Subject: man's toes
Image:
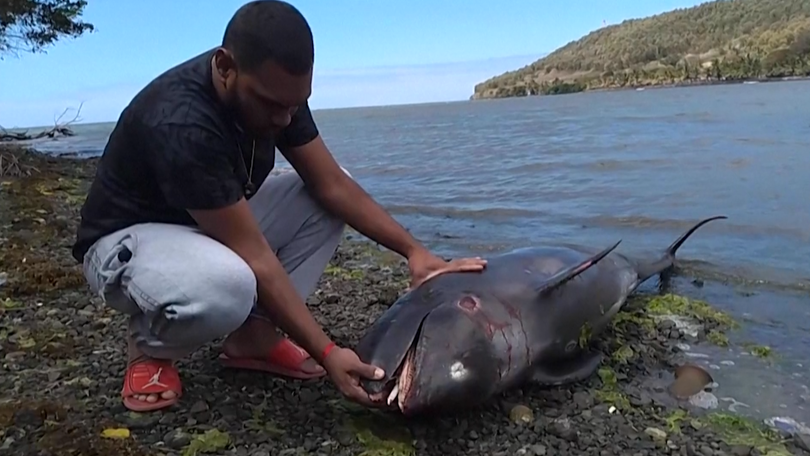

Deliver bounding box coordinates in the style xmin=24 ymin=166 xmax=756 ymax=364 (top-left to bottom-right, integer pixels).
xmin=161 ymin=390 xmax=177 ymax=400
xmin=133 ymin=394 xmax=162 ymax=403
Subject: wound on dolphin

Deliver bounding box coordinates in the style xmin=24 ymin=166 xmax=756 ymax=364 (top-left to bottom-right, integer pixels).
xmin=354 ymin=215 xmax=727 ymax=416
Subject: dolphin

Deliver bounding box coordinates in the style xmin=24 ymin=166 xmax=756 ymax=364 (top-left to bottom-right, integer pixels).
xmin=354 ymin=215 xmax=727 ymax=416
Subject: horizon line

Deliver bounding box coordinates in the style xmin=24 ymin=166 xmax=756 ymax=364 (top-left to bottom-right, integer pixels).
xmin=5 ymin=52 xmax=549 ymax=130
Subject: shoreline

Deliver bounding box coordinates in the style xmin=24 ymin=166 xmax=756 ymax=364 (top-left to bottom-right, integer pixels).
xmin=1 ymin=145 xmax=808 ymax=456
xmin=471 ymin=75 xmax=810 ymax=101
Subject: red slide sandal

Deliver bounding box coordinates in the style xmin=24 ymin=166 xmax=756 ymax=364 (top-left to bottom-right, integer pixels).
xmin=218 ymin=338 xmax=326 ymax=380
xmin=121 ymin=358 xmax=182 ymax=412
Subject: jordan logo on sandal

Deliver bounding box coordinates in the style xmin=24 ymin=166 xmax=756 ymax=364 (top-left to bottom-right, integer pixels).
xmin=141 ymin=367 xmax=169 ymax=389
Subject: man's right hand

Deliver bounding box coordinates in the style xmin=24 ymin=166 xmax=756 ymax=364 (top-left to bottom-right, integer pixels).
xmin=322 ymin=346 xmax=385 ymax=405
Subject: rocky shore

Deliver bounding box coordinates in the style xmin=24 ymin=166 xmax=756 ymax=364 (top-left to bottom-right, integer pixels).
xmin=1 ymin=145 xmax=807 ymax=456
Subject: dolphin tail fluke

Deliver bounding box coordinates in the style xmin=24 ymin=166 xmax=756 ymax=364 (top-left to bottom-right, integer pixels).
xmin=635 ymin=215 xmax=727 ymax=283
xmin=535 ymin=240 xmax=622 ymax=294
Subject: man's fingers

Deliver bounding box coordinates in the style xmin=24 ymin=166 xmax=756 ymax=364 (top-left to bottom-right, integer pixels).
xmin=353 ymin=362 xmax=385 ymax=380
xmin=448 ymin=258 xmax=487 ymax=272
xmin=347 ymin=387 xmax=374 ymax=406
xmin=452 ymin=257 xmax=487 ymax=266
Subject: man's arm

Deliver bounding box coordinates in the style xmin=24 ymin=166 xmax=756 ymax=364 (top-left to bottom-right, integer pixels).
xmin=282 ymin=134 xmax=427 ymax=259
xmin=146 ymin=123 xmax=335 ymax=363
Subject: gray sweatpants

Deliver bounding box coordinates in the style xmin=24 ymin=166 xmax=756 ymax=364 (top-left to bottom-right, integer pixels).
xmin=82 ymin=167 xmax=351 ymax=360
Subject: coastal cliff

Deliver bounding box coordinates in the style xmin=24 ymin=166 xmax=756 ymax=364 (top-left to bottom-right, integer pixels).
xmin=472 ymin=0 xmax=810 ymax=99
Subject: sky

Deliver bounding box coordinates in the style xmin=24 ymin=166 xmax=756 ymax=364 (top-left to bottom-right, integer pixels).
xmin=0 ymin=0 xmax=707 ymax=128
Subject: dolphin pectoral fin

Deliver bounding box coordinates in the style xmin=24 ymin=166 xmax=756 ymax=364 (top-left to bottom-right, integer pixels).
xmin=534 ymin=240 xmax=622 ymax=294
xmin=529 ymin=351 xmax=604 ymax=387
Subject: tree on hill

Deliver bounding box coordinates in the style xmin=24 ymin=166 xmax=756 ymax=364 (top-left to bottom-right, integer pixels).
xmin=0 ymin=0 xmax=94 ymax=58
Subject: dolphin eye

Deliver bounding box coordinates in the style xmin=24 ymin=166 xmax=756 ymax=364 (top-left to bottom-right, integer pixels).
xmin=458 ymin=295 xmax=479 ymax=312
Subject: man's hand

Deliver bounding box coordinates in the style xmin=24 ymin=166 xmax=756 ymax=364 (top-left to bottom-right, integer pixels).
xmin=407 ymin=248 xmax=487 ymax=289
xmin=322 ymin=346 xmax=385 ymax=405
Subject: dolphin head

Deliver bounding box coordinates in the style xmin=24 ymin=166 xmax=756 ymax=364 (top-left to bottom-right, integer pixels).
xmin=382 ymin=293 xmax=502 ymax=416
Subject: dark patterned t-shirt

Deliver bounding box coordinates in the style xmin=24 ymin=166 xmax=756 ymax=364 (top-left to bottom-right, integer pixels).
xmin=71 ymin=48 xmax=319 ymax=262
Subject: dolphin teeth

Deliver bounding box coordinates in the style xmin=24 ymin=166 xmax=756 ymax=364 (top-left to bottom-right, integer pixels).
xmin=387 ymin=384 xmax=400 ymax=405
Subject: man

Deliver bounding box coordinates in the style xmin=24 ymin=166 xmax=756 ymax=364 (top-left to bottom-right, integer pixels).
xmin=72 ymin=0 xmax=486 ymax=413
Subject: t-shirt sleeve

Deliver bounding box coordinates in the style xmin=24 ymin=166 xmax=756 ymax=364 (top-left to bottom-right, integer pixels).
xmin=144 ymin=122 xmax=245 ymax=211
xmin=275 ymin=101 xmax=320 ymax=151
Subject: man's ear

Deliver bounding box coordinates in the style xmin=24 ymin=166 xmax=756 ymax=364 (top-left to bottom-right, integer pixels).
xmin=213 ymin=47 xmax=238 ymax=87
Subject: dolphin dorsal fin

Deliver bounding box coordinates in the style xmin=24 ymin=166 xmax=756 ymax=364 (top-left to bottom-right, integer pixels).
xmin=534 ymin=240 xmax=622 ymax=294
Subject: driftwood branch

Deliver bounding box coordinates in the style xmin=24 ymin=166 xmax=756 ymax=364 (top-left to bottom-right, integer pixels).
xmin=0 ymin=102 xmax=84 ymax=142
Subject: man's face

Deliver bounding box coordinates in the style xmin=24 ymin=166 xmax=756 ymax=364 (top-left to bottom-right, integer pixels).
xmin=213 ymin=48 xmax=312 ymax=139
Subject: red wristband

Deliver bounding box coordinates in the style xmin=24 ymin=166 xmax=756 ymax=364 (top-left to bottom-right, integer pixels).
xmin=321 ymin=342 xmax=337 ymax=361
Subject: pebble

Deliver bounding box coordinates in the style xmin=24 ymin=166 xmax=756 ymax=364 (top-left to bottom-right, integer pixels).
xmin=644 ymin=427 xmax=667 ymax=442
xmin=729 ymin=444 xmax=752 ymax=455
xmin=163 ymin=429 xmax=191 ymax=449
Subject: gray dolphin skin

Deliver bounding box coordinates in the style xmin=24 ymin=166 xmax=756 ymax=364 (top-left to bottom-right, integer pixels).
xmin=354 ymin=215 xmax=727 ymax=416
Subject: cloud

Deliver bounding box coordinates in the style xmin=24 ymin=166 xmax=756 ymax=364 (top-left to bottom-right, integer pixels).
xmin=1 ymin=54 xmax=544 ymax=128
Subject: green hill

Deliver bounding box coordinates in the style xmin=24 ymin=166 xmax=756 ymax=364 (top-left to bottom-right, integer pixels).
xmin=472 ymin=0 xmax=810 ymax=99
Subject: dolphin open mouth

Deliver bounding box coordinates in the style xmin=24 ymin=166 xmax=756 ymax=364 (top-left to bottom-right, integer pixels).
xmin=372 ymin=315 xmax=427 ymax=411
xmin=386 ymin=343 xmax=416 ymax=409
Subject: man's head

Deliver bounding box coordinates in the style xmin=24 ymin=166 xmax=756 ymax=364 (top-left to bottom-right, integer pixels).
xmin=212 ymin=0 xmax=314 ymax=138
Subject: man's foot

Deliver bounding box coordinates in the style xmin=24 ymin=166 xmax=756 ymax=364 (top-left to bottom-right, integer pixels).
xmin=121 ymin=355 xmax=182 ymax=412
xmin=219 ymin=315 xmax=326 ymax=379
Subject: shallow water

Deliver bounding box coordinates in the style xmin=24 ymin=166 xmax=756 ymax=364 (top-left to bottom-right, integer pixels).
xmin=22 ymin=80 xmax=810 ymax=428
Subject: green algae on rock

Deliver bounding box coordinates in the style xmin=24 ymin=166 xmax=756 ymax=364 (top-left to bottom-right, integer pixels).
xmin=594 ymin=366 xmax=631 ymax=410
xmin=699 ymin=412 xmax=792 ymax=456
xmin=742 ymin=342 xmax=775 ymax=359
xmin=349 ymin=414 xmax=416 ymax=456
xmin=646 ymin=293 xmax=737 ymax=329
xmin=181 ymin=429 xmax=231 ymax=456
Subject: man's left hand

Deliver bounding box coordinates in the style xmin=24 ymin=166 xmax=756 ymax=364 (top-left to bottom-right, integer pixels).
xmin=407 ymin=248 xmax=487 ymax=289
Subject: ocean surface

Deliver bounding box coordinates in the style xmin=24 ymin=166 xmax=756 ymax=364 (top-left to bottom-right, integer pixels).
xmin=20 ymin=80 xmax=810 ymax=430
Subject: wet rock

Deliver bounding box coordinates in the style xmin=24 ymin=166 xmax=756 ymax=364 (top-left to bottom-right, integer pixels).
xmin=509 ymin=404 xmax=534 ymax=424
xmin=547 ymin=417 xmax=578 ymax=441
xmin=13 ymin=408 xmax=43 ymax=428
xmin=163 ymin=429 xmax=191 ymax=449
xmin=795 ymin=433 xmax=810 ymax=452
xmin=688 ymin=391 xmax=719 ymax=409
xmin=729 ymin=444 xmax=752 ymax=455
xmin=644 ymin=427 xmax=667 ymax=442
xmin=572 ymin=391 xmax=595 ymax=409
xmin=119 ymin=411 xmax=161 ymax=429
xmin=189 ymin=400 xmax=209 ymax=414
xmin=529 ymin=444 xmax=547 ymax=455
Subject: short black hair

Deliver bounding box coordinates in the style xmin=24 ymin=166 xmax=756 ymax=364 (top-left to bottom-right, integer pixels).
xmin=222 ymin=0 xmax=314 ymax=75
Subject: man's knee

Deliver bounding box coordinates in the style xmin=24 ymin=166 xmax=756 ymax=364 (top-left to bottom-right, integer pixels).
xmin=179 ymin=253 xmax=256 ymax=339
xmin=86 ymin=223 xmax=257 ymax=347
xmin=132 ymin=246 xmax=257 ymax=359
